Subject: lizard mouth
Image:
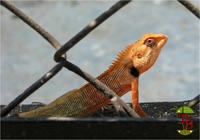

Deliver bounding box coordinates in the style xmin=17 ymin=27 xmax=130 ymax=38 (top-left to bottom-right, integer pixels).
xmin=157 ymin=35 xmax=168 ymax=49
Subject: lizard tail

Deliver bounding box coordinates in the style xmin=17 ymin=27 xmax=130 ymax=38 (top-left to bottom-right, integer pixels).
xmin=18 ymin=88 xmax=109 ymax=118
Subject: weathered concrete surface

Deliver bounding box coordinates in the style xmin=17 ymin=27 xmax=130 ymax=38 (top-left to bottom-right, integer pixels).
xmin=1 ymin=101 xmax=199 ymax=139
xmin=1 ymin=100 xmax=199 ymax=118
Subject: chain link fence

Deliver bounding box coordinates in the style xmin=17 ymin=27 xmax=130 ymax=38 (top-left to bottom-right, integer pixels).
xmin=0 ymin=0 xmax=199 ymax=117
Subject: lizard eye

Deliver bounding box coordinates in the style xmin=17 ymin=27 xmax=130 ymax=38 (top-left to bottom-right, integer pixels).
xmin=144 ymin=38 xmax=156 ymax=47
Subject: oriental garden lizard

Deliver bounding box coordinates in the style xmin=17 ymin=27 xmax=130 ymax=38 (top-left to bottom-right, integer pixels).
xmin=19 ymin=33 xmax=168 ymax=118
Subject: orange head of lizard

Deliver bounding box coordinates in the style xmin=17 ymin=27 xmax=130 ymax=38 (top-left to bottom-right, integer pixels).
xmin=129 ymin=33 xmax=168 ymax=75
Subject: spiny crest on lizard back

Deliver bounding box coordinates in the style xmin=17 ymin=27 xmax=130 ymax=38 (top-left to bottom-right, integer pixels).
xmin=109 ymin=43 xmax=134 ymax=69
xmin=97 ymin=43 xmax=134 ymax=78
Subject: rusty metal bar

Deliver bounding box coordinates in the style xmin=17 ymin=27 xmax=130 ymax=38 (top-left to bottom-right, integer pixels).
xmin=1 ymin=0 xmax=61 ymax=50
xmin=177 ymin=0 xmax=200 ymax=19
xmin=63 ymin=61 xmax=139 ymax=118
xmin=0 ymin=0 xmax=64 ymax=117
xmin=0 ymin=62 xmax=64 ymax=117
xmin=188 ymin=94 xmax=200 ymax=108
xmin=1 ymin=0 xmax=137 ymax=117
xmin=54 ymin=0 xmax=131 ymax=62
xmin=0 ymin=0 xmax=198 ymax=119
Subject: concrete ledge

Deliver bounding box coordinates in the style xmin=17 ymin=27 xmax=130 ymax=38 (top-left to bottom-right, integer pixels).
xmin=1 ymin=101 xmax=199 ymax=139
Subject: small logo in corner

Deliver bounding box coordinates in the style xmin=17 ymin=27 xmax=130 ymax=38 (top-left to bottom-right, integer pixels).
xmin=176 ymin=106 xmax=194 ymax=136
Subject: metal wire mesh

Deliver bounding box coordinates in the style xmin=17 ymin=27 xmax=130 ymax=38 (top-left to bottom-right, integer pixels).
xmin=0 ymin=0 xmax=199 ymax=117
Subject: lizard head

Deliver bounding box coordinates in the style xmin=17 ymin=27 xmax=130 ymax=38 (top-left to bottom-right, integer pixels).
xmin=129 ymin=33 xmax=168 ymax=75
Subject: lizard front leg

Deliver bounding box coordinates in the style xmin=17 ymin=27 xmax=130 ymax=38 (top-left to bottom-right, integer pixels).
xmin=131 ymin=78 xmax=147 ymax=117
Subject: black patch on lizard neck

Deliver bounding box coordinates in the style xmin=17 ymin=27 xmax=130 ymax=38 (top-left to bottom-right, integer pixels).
xmin=130 ymin=66 xmax=139 ymax=77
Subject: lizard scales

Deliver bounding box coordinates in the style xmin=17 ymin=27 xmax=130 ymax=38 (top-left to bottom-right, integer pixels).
xmin=19 ymin=33 xmax=168 ymax=118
